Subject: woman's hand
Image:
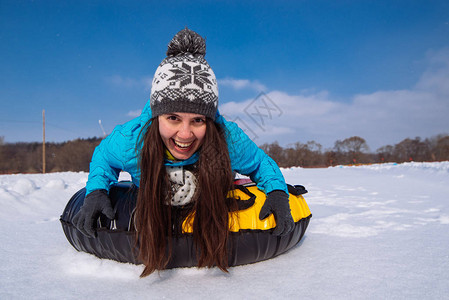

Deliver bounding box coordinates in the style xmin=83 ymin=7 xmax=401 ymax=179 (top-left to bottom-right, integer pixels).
xmin=259 ymin=190 xmax=294 ymax=236
xmin=72 ymin=189 xmax=115 ymax=238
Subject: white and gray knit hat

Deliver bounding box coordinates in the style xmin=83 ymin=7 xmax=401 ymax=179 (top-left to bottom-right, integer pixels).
xmin=150 ymin=28 xmax=219 ymax=120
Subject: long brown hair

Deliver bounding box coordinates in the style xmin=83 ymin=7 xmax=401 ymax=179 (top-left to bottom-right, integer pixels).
xmin=134 ymin=117 xmax=235 ymax=277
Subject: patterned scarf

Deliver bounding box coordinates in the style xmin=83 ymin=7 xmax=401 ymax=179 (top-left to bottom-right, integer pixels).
xmin=164 ymin=149 xmax=198 ymax=206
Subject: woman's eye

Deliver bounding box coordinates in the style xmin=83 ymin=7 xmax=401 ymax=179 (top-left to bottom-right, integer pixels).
xmin=194 ymin=118 xmax=205 ymax=123
xmin=167 ymin=115 xmax=178 ymax=121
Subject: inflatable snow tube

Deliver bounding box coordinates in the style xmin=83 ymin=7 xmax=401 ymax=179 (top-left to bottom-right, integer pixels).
xmin=60 ymin=180 xmax=311 ymax=268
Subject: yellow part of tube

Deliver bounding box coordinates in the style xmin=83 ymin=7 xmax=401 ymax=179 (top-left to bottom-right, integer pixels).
xmin=182 ymin=185 xmax=311 ymax=233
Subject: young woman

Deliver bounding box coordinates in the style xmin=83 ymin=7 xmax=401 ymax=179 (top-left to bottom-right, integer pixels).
xmin=73 ymin=28 xmax=294 ymax=277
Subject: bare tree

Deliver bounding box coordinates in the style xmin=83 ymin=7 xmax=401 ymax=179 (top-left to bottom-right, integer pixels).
xmin=376 ymin=145 xmax=394 ymax=162
xmin=334 ymin=136 xmax=370 ymax=164
xmin=260 ymin=141 xmax=287 ymax=167
xmin=393 ymin=137 xmax=431 ymax=162
xmin=435 ymin=135 xmax=449 ymax=161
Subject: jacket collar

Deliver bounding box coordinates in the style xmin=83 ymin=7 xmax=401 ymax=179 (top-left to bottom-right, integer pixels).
xmin=164 ymin=149 xmax=199 ymax=167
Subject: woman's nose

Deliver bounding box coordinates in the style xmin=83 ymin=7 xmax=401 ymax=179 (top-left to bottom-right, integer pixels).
xmin=177 ymin=122 xmax=193 ymax=139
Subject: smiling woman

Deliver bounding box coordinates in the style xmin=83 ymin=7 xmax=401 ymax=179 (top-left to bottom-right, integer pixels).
xmin=68 ymin=28 xmax=300 ymax=277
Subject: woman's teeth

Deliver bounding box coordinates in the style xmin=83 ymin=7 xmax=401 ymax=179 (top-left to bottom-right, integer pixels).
xmin=174 ymin=140 xmax=194 ymax=149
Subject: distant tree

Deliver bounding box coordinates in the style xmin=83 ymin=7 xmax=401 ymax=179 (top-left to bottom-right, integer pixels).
xmin=284 ymin=142 xmax=305 ymax=167
xmin=0 ymin=137 xmax=4 ymax=171
xmin=334 ymin=136 xmax=370 ymax=164
xmin=376 ymin=145 xmax=394 ymax=162
xmin=334 ymin=136 xmax=370 ymax=153
xmin=324 ymin=150 xmax=337 ymax=166
xmin=51 ymin=138 xmax=101 ymax=172
xmin=294 ymin=141 xmax=324 ymax=167
xmin=260 ymin=141 xmax=287 ymax=167
xmin=393 ymin=137 xmax=430 ymax=162
xmin=0 ymin=137 xmax=102 ymax=174
xmin=435 ymin=135 xmax=449 ymax=161
xmin=1 ymin=134 xmax=448 ymax=173
xmin=266 ymin=141 xmax=325 ymax=168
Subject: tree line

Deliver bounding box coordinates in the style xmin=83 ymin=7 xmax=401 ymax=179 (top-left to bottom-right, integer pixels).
xmin=0 ymin=137 xmax=102 ymax=173
xmin=260 ymin=134 xmax=449 ymax=168
xmin=0 ymin=134 xmax=448 ymax=174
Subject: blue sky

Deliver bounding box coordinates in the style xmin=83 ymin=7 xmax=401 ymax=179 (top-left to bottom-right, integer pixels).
xmin=1 ymin=0 xmax=449 ymax=150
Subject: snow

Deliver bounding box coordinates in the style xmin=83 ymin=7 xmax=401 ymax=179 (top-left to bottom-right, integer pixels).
xmin=1 ymin=162 xmax=449 ymax=299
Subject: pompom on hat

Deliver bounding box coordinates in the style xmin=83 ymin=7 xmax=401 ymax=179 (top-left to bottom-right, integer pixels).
xmin=150 ymin=28 xmax=218 ymax=120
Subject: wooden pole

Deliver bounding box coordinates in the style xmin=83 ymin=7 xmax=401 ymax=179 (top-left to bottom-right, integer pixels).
xmin=43 ymin=109 xmax=46 ymax=174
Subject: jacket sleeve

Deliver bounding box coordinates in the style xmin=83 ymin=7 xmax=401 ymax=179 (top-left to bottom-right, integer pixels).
xmin=217 ymin=114 xmax=289 ymax=194
xmin=85 ymin=113 xmax=149 ymax=196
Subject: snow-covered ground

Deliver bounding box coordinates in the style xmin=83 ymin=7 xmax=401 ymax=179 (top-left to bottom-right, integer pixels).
xmin=1 ymin=162 xmax=448 ymax=299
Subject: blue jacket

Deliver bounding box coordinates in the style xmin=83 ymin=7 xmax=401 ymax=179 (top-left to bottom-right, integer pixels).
xmin=85 ymin=101 xmax=288 ymax=195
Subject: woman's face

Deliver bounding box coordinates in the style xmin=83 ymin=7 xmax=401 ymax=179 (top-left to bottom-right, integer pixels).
xmin=158 ymin=112 xmax=207 ymax=160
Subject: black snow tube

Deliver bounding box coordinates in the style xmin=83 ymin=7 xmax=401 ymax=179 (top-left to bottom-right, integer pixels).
xmin=60 ymin=180 xmax=311 ymax=268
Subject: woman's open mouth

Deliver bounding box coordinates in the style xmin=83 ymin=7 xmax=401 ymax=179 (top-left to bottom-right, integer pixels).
xmin=172 ymin=139 xmax=195 ymax=152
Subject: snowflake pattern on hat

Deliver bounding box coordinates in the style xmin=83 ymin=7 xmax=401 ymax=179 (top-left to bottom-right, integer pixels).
xmin=169 ymin=62 xmax=213 ymax=90
xmin=151 ymin=57 xmax=218 ymax=119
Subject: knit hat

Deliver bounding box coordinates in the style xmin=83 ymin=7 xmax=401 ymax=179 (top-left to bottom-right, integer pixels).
xmin=150 ymin=28 xmax=219 ymax=120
